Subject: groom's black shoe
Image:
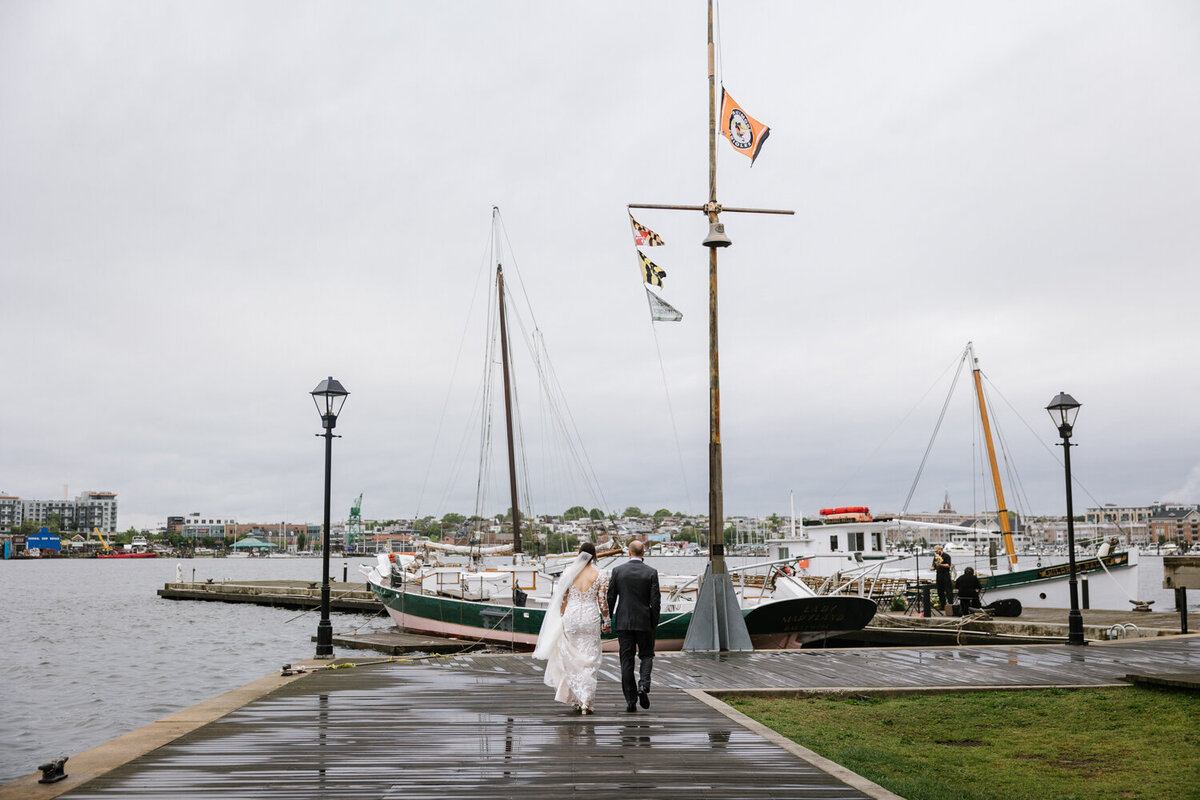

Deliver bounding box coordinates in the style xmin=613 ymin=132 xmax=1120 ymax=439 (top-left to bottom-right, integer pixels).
xmin=638 ymin=689 xmax=650 ymax=709
xmin=625 ymin=702 xmax=637 ymax=712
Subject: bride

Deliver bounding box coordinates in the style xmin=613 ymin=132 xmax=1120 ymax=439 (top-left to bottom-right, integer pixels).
xmin=532 ymin=542 xmax=610 ymax=714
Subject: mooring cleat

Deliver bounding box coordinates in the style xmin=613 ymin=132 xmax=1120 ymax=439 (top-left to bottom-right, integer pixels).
xmin=38 ymin=756 xmax=68 ymax=784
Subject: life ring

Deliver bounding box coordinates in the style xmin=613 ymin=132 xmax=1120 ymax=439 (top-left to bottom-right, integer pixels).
xmin=796 ymin=558 xmax=809 ymax=569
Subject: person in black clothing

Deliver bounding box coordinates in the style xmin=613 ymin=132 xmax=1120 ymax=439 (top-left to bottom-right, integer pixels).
xmin=930 ymin=545 xmax=953 ymax=610
xmin=606 ymin=540 xmax=660 ymax=712
xmin=955 ymin=566 xmax=983 ymax=615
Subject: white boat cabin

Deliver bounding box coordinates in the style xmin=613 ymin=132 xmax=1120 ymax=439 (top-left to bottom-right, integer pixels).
xmin=766 ymin=520 xmax=893 ymax=572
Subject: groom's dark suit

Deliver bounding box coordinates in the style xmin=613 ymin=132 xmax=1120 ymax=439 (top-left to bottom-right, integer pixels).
xmin=606 ymin=557 xmax=660 ymax=709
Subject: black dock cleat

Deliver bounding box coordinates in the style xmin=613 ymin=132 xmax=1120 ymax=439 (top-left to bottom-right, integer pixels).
xmin=38 ymin=756 xmax=68 ymax=784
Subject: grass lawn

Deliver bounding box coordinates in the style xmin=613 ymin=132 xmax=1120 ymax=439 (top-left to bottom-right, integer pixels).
xmin=721 ymin=687 xmax=1200 ymax=800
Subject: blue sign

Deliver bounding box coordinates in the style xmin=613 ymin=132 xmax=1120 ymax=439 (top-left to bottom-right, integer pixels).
xmin=27 ymin=533 xmax=61 ymax=552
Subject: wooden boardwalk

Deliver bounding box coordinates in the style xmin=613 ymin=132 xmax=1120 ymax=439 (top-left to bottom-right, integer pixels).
xmin=437 ymin=636 xmax=1200 ymax=691
xmin=51 ymin=661 xmax=885 ymax=800
xmin=19 ymin=637 xmax=1198 ymax=800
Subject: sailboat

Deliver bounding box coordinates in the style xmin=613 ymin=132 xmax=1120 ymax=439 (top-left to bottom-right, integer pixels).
xmin=761 ymin=343 xmax=1145 ymax=614
xmin=360 ymin=209 xmax=877 ymax=649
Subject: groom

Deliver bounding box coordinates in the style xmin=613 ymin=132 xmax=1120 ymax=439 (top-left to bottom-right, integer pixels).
xmin=606 ymin=540 xmax=660 ymax=712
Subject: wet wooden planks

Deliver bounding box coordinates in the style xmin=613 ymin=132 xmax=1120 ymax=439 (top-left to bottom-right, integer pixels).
xmin=437 ymin=637 xmax=1200 ymax=691
xmin=58 ymin=661 xmax=876 ymax=800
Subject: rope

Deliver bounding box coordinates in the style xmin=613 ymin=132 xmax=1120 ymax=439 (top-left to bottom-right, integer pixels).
xmin=282 ymin=585 xmax=377 ymax=624
xmin=980 ymin=375 xmax=1148 ymax=605
xmin=901 ymin=349 xmax=968 ymax=514
xmin=650 ymin=319 xmax=695 ymax=514
xmin=414 ymin=229 xmax=495 ymax=520
xmin=979 ymin=374 xmax=1034 ymax=520
xmin=835 ymin=350 xmax=963 ymax=504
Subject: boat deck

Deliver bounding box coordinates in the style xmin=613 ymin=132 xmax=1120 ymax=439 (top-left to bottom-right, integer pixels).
xmin=8 ymin=637 xmax=1197 ymax=800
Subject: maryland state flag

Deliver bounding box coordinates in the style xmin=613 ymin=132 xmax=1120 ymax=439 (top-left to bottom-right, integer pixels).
xmin=630 ymin=214 xmax=664 ymax=247
xmin=638 ymin=250 xmax=666 ymax=288
xmin=720 ymin=88 xmax=770 ymax=165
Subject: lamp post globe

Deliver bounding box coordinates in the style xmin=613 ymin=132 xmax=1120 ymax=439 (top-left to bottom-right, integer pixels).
xmin=1046 ymin=391 xmax=1085 ymax=646
xmin=312 ymin=377 xmax=348 ymax=658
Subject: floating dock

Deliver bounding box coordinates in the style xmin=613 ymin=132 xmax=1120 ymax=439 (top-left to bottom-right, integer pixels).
xmin=157 ymin=580 xmax=380 ymax=613
xmin=4 ymin=636 xmax=1197 ymax=799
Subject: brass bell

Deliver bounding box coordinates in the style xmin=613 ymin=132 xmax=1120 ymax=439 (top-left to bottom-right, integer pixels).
xmin=702 ymin=220 xmax=732 ymax=248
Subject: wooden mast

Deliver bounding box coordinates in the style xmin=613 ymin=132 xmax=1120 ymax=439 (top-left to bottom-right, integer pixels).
xmin=967 ymin=342 xmax=1014 ymax=568
xmin=706 ymin=0 xmax=725 ymax=578
xmin=496 ymin=212 xmax=522 ymax=555
xmin=629 ymin=0 xmax=792 ymax=650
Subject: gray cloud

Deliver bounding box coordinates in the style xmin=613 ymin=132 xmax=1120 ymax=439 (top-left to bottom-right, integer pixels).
xmin=3 ymin=1 xmax=1197 ymax=529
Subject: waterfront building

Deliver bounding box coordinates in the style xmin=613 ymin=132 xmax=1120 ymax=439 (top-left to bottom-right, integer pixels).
xmin=1148 ymin=505 xmax=1200 ymax=546
xmin=0 ymin=494 xmax=22 ymax=532
xmin=1084 ymin=504 xmax=1158 ymax=526
xmin=180 ymin=512 xmax=237 ymax=541
xmin=1085 ymin=503 xmax=1193 ymax=544
xmin=16 ymin=491 xmax=118 ymax=533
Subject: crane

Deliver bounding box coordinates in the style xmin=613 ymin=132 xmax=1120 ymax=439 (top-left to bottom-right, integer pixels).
xmin=92 ymin=526 xmax=113 ymax=554
xmin=347 ymin=493 xmax=363 ymax=551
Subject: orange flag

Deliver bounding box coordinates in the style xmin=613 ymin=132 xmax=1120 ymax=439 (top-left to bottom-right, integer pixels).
xmin=720 ymin=88 xmax=770 ymax=166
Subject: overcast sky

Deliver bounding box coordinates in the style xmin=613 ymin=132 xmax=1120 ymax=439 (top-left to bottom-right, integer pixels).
xmin=3 ymin=1 xmax=1198 ymax=531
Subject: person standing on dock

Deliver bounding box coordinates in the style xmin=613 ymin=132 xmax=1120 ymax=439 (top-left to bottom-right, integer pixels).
xmin=607 ymin=540 xmax=660 ymax=713
xmin=533 ymin=542 xmax=609 ymax=714
xmin=931 ymin=545 xmax=954 ymax=611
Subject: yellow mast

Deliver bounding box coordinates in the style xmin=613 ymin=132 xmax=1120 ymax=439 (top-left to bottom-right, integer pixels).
xmin=967 ymin=342 xmax=1016 ymax=568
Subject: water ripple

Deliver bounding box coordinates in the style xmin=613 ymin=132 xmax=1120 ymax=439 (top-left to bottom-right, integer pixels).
xmin=0 ymin=556 xmax=378 ymax=783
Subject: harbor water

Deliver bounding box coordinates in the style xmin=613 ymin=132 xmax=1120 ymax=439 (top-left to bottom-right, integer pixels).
xmin=0 ymin=556 xmax=395 ymax=784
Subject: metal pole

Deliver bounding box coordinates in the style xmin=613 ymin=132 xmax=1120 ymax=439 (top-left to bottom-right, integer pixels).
xmin=1061 ymin=434 xmax=1086 ymax=645
xmin=315 ymin=426 xmax=334 ymax=658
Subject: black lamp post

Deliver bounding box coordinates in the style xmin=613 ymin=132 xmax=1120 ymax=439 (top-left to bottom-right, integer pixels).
xmin=1046 ymin=391 xmax=1086 ymax=646
xmin=312 ymin=376 xmax=349 ymax=658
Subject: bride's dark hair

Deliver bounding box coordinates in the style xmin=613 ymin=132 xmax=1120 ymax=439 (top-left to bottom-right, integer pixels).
xmin=579 ymin=541 xmax=597 ymax=558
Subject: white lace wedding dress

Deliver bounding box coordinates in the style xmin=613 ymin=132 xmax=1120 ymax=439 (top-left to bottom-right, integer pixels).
xmin=547 ymin=573 xmax=609 ymax=709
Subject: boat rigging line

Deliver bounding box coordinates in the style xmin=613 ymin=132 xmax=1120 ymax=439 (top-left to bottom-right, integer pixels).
xmin=416 ymin=207 xmax=612 ymax=542
xmin=647 ymin=312 xmax=696 ymax=515
xmin=900 ymin=347 xmax=969 ymax=516
xmin=982 ymin=372 xmax=1134 ymax=538
xmin=834 ymin=348 xmax=964 ymax=503
xmin=413 ymin=227 xmax=496 ymax=522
